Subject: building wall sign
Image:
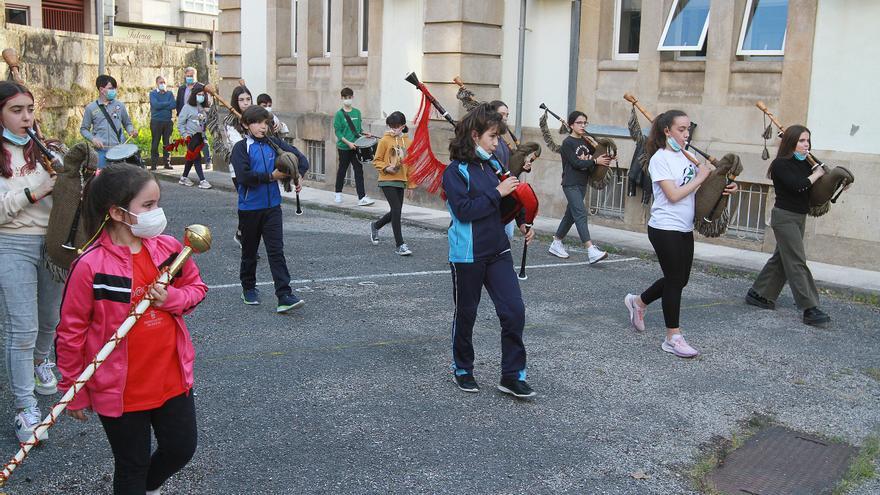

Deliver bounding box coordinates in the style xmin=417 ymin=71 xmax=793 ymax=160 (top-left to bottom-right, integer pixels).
xmin=113 ymin=25 xmax=166 ymax=42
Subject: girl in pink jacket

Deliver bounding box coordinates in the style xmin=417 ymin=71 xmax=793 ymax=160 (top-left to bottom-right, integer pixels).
xmin=56 ymin=163 xmax=207 ymax=495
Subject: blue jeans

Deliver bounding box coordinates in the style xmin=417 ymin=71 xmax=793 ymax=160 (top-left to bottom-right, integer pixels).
xmin=0 ymin=233 xmax=64 ymax=410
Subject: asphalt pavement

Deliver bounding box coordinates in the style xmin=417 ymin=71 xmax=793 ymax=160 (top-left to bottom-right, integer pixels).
xmin=1 ymin=180 xmax=877 ymax=495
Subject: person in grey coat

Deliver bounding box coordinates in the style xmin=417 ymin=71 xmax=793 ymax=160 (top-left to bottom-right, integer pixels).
xmin=80 ymin=75 xmax=138 ymax=168
xmin=177 ymin=83 xmax=212 ymax=189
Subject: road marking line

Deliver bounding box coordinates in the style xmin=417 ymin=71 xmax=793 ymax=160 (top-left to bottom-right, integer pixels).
xmin=205 ymin=257 xmax=640 ymax=289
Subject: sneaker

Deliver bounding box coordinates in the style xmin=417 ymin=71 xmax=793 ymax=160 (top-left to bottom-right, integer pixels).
xmin=624 ymin=294 xmax=646 ymax=332
xmin=233 ymin=230 xmax=242 ymax=249
xmin=14 ymin=406 xmax=47 ymax=444
xmin=369 ymin=222 xmax=379 ymax=245
xmin=587 ymin=245 xmax=608 ymax=264
xmin=661 ymin=334 xmax=699 ymax=358
xmin=241 ymin=288 xmax=261 ymax=305
xmin=745 ymin=288 xmax=776 ymax=310
xmin=150 ymin=164 xmax=158 ymax=171
xmin=198 ymin=180 xmax=212 ymax=189
xmin=803 ymin=307 xmax=831 ymax=326
xmin=453 ymin=372 xmax=480 ymax=393
xmin=334 ymin=193 xmax=343 ymax=203
xmin=395 ymin=243 xmax=412 ymax=256
xmin=277 ymin=294 xmax=305 ymax=313
xmin=179 ymin=176 xmax=194 ymax=186
xmin=34 ymin=359 xmax=58 ymax=396
xmin=497 ymin=377 xmax=537 ymax=398
xmin=357 ymin=196 xmax=375 ymax=206
xmin=204 ymin=161 xmax=212 ymax=170
xmin=548 ymin=239 xmax=569 ymax=259
xmin=163 ymin=161 xmax=174 ymax=170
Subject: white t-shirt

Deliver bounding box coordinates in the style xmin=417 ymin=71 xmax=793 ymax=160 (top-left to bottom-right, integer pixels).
xmin=648 ymin=148 xmax=697 ymax=232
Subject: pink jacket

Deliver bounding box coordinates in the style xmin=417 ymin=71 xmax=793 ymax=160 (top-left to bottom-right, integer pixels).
xmin=56 ymin=230 xmax=208 ymax=417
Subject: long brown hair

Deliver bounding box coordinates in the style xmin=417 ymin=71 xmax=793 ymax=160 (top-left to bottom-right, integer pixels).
xmin=448 ymin=103 xmax=506 ymax=164
xmin=768 ymin=124 xmax=810 ymax=178
xmin=0 ymin=81 xmax=40 ymax=179
xmin=646 ymin=110 xmax=688 ymax=159
xmin=82 ymin=163 xmax=157 ymax=237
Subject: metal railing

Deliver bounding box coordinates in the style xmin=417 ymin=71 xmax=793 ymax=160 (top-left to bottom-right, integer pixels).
xmin=724 ymin=182 xmax=769 ymax=241
xmin=42 ymin=6 xmax=85 ymax=33
xmin=588 ymin=171 xmax=628 ymax=220
xmin=304 ymin=140 xmax=326 ymax=182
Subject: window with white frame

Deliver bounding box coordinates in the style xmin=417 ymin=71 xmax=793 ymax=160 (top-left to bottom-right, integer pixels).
xmin=323 ymin=0 xmax=332 ymax=57
xmin=737 ymin=0 xmax=788 ymax=56
xmin=358 ymin=0 xmax=369 ymax=56
xmin=181 ymin=0 xmax=218 ymax=15
xmin=5 ymin=6 xmax=29 ymax=25
xmin=613 ymin=0 xmax=641 ymax=60
xmin=658 ymin=0 xmax=710 ymax=51
xmin=291 ymin=0 xmax=298 ymax=57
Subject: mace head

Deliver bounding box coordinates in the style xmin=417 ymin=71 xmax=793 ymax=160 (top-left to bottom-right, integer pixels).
xmin=184 ymin=224 xmax=212 ymax=253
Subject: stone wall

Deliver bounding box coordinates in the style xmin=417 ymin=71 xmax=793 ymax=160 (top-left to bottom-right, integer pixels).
xmin=1 ymin=24 xmax=213 ymax=144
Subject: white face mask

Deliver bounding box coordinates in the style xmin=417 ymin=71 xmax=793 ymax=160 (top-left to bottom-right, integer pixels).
xmin=121 ymin=207 xmax=167 ymax=238
xmin=158 ymin=83 xmax=166 ymax=91
xmin=342 ymin=99 xmax=353 ymax=107
xmin=266 ymin=106 xmax=273 ymax=113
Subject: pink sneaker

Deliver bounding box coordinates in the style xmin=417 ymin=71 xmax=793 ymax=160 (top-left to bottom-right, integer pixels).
xmin=661 ymin=334 xmax=699 ymax=358
xmin=624 ymin=294 xmax=646 ymax=331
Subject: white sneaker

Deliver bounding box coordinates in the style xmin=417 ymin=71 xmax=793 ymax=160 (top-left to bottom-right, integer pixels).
xmin=587 ymin=245 xmax=608 ymax=264
xmin=146 ymin=489 xmax=162 ymax=495
xmin=34 ymin=359 xmax=58 ymax=395
xmin=198 ymin=179 xmax=212 ymax=189
xmin=15 ymin=406 xmax=47 ymax=443
xmin=358 ymin=196 xmax=375 ymax=206
xmin=334 ymin=193 xmax=342 ymax=203
xmin=548 ymin=239 xmax=569 ymax=259
xmin=396 ymin=243 xmax=412 ymax=256
xmin=179 ymin=176 xmax=194 ymax=186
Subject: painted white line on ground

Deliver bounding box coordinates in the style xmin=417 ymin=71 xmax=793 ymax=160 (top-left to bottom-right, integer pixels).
xmin=205 ymin=256 xmax=639 ymax=290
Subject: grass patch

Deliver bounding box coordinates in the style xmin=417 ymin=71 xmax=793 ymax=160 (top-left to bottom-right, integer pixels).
xmin=833 ymin=435 xmax=880 ymax=495
xmin=689 ymin=414 xmax=774 ymax=493
xmin=819 ymin=287 xmax=880 ymax=309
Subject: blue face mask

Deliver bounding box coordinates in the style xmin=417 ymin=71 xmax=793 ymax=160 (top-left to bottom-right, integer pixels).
xmin=2 ymin=128 xmax=31 ymax=146
xmin=106 ymin=89 xmax=117 ymax=101
xmin=793 ymin=151 xmax=807 ymax=161
xmin=475 ymin=144 xmax=492 ymax=161
xmin=666 ymin=137 xmax=682 ymax=152
xmin=186 ymin=76 xmax=195 ymax=84
xmin=196 ymin=94 xmax=205 ymax=104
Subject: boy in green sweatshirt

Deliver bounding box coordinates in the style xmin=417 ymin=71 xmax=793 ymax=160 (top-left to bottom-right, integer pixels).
xmin=333 ymin=87 xmax=374 ymax=206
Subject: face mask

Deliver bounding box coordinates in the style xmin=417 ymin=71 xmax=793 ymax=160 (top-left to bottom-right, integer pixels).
xmin=793 ymin=151 xmax=807 ymax=161
xmin=196 ymin=94 xmax=205 ymax=105
xmin=158 ymin=83 xmax=166 ymax=91
xmin=2 ymin=128 xmax=31 ymax=146
xmin=121 ymin=207 xmax=167 ymax=238
xmin=106 ymin=89 xmax=117 ymax=101
xmin=475 ymin=144 xmax=492 ymax=161
xmin=186 ymin=76 xmax=195 ymax=84
xmin=266 ymin=106 xmax=273 ymax=113
xmin=666 ymin=136 xmax=682 ymax=152
xmin=342 ymin=99 xmax=353 ymax=107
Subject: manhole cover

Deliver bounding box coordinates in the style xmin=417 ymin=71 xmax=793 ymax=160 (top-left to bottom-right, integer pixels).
xmin=706 ymin=425 xmax=857 ymax=495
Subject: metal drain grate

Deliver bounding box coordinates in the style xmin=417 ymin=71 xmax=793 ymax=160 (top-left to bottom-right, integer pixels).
xmin=707 ymin=425 xmax=857 ymax=495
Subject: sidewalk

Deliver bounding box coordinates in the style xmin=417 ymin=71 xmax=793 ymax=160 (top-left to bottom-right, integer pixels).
xmin=155 ymin=166 xmax=880 ymax=295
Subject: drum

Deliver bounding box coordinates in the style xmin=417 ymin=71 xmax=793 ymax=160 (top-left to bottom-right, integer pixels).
xmin=354 ymin=136 xmax=378 ymax=164
xmin=105 ymin=143 xmax=143 ymax=167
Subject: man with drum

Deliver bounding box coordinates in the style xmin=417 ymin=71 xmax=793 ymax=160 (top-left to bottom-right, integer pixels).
xmin=333 ymin=87 xmax=374 ymax=206
xmin=80 ymin=75 xmax=138 ymax=169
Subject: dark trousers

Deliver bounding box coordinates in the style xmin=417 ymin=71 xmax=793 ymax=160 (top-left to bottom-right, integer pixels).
xmin=239 ymin=206 xmax=292 ymax=298
xmin=641 ymin=226 xmax=694 ymax=329
xmin=182 ymin=133 xmax=205 ymax=181
xmin=149 ymin=120 xmax=172 ymax=168
xmin=751 ymin=208 xmax=819 ymax=309
xmin=334 ymin=148 xmax=366 ymax=198
xmin=376 ymin=186 xmax=405 ymax=246
xmin=98 ymin=392 xmax=197 ymax=495
xmin=451 ymin=251 xmax=527 ymax=379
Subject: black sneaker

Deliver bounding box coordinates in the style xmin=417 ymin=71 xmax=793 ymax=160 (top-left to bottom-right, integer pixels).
xmin=497 ymin=377 xmax=536 ymax=398
xmin=241 ymin=288 xmax=261 ymax=305
xmin=369 ymin=222 xmax=379 ymax=245
xmin=277 ymin=294 xmax=305 ymax=313
xmin=453 ymin=372 xmax=479 ymax=393
xmin=745 ymin=288 xmax=775 ymax=310
xmin=803 ymin=307 xmax=831 ymax=326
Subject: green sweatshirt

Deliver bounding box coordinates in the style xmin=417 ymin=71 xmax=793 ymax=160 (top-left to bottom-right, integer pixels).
xmin=333 ymin=107 xmax=362 ymax=150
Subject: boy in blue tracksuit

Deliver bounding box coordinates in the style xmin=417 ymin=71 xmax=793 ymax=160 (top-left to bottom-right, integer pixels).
xmin=230 ymin=106 xmax=309 ymax=313
xmin=442 ymin=104 xmax=536 ymax=398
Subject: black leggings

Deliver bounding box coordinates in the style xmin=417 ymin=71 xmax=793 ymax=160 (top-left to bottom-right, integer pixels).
xmin=182 ymin=133 xmax=205 ymax=181
xmin=640 ymin=226 xmax=694 ymax=329
xmin=334 ymin=148 xmax=366 ymax=198
xmin=98 ymin=391 xmax=197 ymax=495
xmin=376 ymin=186 xmax=405 ymax=246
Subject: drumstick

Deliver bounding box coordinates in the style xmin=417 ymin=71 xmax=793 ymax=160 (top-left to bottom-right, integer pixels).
xmin=623 ymin=92 xmax=702 ymax=166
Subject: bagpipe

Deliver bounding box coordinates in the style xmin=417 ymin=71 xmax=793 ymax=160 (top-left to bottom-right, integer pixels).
xmin=0 ymin=225 xmax=212 ymax=488
xmin=623 ymin=93 xmax=743 ymax=238
xmin=538 ymin=103 xmax=619 ymax=191
xmin=403 ymin=72 xmax=538 ymax=279
xmin=756 ymin=101 xmax=854 ymax=217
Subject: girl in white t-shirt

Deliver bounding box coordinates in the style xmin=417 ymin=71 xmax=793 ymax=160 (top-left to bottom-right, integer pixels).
xmin=623 ymin=110 xmax=736 ymax=358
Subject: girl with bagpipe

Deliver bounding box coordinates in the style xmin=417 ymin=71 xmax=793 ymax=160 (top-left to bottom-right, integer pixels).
xmin=623 ymin=110 xmax=736 ymax=358
xmin=746 ymin=126 xmax=831 ymax=327
xmin=442 ymin=104 xmax=536 ymax=398
xmin=548 ymin=110 xmax=612 ymax=264
xmin=0 ymin=81 xmax=65 ymax=444
xmin=56 ymin=163 xmax=208 ymax=494
xmin=176 ymin=83 xmax=212 ymax=189
xmin=369 ymin=111 xmax=414 ymax=256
